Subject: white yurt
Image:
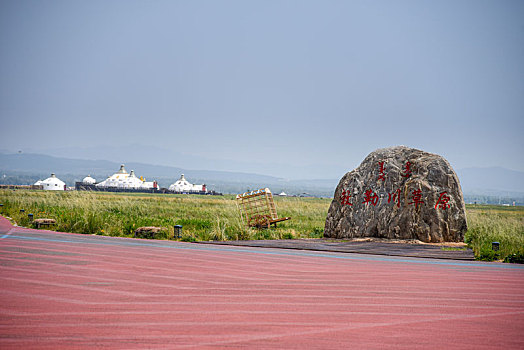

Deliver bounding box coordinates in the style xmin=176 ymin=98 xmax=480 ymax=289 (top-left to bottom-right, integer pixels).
xmin=168 ymin=174 xmax=206 ymax=192
xmin=37 ymin=173 xmax=66 ymax=191
xmin=96 ymin=164 xmax=157 ymax=190
xmin=96 ymin=164 xmax=128 ymax=188
xmin=82 ymin=175 xmax=96 ymax=184
xmin=119 ymin=170 xmax=148 ymax=189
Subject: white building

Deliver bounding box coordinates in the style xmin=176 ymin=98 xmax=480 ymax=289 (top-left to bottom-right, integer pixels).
xmin=82 ymin=175 xmax=96 ymax=184
xmin=96 ymin=164 xmax=157 ymax=190
xmin=35 ymin=173 xmax=66 ymax=191
xmin=168 ymin=174 xmax=206 ymax=193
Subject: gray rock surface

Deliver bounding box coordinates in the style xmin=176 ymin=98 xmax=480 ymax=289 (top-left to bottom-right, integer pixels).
xmin=324 ymin=146 xmax=467 ymax=242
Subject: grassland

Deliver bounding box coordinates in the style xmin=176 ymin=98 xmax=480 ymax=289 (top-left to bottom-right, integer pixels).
xmin=464 ymin=205 xmax=524 ymax=262
xmin=1 ymin=189 xmax=522 ymax=262
xmin=0 ymin=190 xmax=329 ymax=241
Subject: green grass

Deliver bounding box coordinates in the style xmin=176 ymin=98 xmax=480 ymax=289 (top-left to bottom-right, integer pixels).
xmin=464 ymin=205 xmax=524 ymax=261
xmin=1 ymin=190 xmax=522 ymax=262
xmin=0 ymin=190 xmax=329 ymax=241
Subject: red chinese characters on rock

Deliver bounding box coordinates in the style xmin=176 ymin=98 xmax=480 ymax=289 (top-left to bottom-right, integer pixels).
xmin=401 ymin=161 xmax=412 ymax=178
xmin=362 ymin=189 xmax=379 ymax=206
xmin=435 ymin=191 xmax=451 ymax=209
xmin=341 ymin=162 xmax=453 ymax=210
xmin=408 ymin=189 xmax=424 ymax=209
xmin=340 ymin=189 xmax=353 ymax=206
xmin=339 ymin=188 xmax=453 ymax=210
xmin=388 ymin=188 xmax=401 ymax=208
xmin=377 ymin=161 xmax=386 ymax=182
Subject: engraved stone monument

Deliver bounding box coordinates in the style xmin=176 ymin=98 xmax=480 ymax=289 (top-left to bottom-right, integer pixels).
xmin=324 ymin=146 xmax=467 ymax=242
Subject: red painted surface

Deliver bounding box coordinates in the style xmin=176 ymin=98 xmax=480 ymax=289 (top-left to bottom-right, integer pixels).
xmin=0 ymin=216 xmax=523 ymax=349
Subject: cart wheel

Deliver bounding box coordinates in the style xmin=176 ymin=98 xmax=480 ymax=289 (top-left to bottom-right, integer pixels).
xmin=248 ymin=214 xmax=271 ymax=228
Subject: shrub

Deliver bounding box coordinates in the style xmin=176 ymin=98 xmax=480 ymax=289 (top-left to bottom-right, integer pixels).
xmin=504 ymin=253 xmax=524 ymax=264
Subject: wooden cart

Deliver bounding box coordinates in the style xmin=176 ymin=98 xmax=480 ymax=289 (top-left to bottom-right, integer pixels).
xmin=236 ymin=188 xmax=291 ymax=228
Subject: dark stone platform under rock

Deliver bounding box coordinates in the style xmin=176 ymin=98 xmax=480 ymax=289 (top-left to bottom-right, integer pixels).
xmin=199 ymin=239 xmax=475 ymax=260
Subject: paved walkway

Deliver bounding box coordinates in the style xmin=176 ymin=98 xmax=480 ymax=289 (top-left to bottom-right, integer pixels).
xmin=1 ymin=216 xmax=523 ymax=349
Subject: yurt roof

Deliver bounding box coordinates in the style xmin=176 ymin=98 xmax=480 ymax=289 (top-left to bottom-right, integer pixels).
xmin=42 ymin=173 xmax=65 ymax=185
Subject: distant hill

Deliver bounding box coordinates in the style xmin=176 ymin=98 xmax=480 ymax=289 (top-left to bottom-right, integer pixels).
xmin=13 ymin=143 xmax=348 ymax=180
xmin=0 ymin=153 xmax=123 ymax=176
xmin=456 ymin=167 xmax=524 ymax=193
xmin=455 ymin=167 xmax=524 ymax=205
xmin=0 ymin=153 xmax=335 ymax=197
xmin=0 ymin=153 xmax=275 ymax=181
xmin=1 ymin=152 xmax=523 ymax=202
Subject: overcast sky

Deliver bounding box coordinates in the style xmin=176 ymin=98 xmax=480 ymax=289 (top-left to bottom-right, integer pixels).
xmin=1 ymin=0 xmax=523 ymax=179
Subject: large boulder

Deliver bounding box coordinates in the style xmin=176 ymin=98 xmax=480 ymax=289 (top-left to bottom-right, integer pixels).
xmin=324 ymin=146 xmax=467 ymax=242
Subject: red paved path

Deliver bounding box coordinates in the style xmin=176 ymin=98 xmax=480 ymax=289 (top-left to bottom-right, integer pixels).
xmin=1 ymin=216 xmax=523 ymax=349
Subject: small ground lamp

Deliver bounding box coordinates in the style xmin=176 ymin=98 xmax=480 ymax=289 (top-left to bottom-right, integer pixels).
xmin=174 ymin=225 xmax=182 ymax=239
xmin=20 ymin=209 xmax=25 ymax=213
xmin=28 ymin=213 xmax=34 ymax=221
xmin=492 ymin=242 xmax=500 ymax=251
